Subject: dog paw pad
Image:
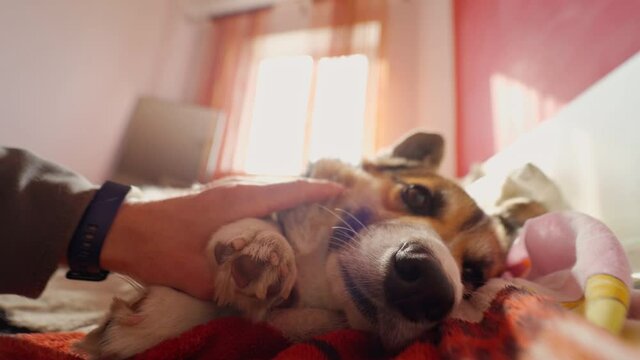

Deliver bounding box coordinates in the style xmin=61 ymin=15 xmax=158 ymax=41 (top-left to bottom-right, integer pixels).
xmin=231 ymin=255 xmax=267 ymax=289
xmin=269 ymin=251 xmax=280 ymax=266
xmin=232 ymin=237 xmax=246 ymax=250
xmin=266 ymin=280 xmax=282 ymax=298
xmin=214 ymin=243 xmax=235 ymax=265
xmin=209 ymin=220 xmax=297 ymax=317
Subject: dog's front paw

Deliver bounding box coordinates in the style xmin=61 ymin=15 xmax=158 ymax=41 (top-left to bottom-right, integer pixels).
xmin=208 ymin=218 xmax=297 ymax=319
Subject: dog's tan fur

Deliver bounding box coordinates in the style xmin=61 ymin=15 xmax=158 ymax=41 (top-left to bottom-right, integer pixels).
xmin=78 ymin=132 xmax=537 ymax=359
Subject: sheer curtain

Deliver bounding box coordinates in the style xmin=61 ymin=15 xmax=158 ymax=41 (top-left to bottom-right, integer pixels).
xmin=203 ymin=0 xmax=388 ymax=177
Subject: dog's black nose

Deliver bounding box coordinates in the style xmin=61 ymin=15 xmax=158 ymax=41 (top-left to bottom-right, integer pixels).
xmin=384 ymin=242 xmax=455 ymax=322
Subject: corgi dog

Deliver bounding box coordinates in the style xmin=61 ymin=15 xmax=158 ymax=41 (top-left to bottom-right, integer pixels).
xmin=78 ymin=132 xmax=526 ymax=359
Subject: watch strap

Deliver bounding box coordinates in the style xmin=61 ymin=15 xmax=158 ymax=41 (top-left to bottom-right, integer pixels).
xmin=66 ymin=181 xmax=131 ymax=281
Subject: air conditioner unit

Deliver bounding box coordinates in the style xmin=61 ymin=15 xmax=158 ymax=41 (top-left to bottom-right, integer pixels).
xmin=185 ymin=0 xmax=280 ymax=19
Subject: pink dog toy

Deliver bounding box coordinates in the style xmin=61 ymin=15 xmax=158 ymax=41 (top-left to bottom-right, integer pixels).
xmin=506 ymin=211 xmax=639 ymax=334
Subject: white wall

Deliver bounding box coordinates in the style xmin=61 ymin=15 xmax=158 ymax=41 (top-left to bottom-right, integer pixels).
xmin=476 ymin=52 xmax=640 ymax=270
xmin=0 ymin=0 xmax=213 ymax=182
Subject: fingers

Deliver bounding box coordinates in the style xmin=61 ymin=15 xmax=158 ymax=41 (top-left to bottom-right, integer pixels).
xmin=254 ymin=179 xmax=344 ymax=209
xmin=204 ymin=178 xmax=344 ymax=221
xmin=232 ymin=179 xmax=344 ymax=218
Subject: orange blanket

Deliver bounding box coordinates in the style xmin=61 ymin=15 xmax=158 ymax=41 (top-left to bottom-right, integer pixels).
xmin=1 ymin=287 xmax=638 ymax=360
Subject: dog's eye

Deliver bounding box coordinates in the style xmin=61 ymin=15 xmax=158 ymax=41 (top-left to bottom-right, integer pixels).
xmin=401 ymin=184 xmax=434 ymax=216
xmin=461 ymin=260 xmax=486 ymax=290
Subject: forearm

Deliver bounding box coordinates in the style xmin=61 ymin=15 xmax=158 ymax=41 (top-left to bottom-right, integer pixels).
xmin=0 ymin=147 xmax=96 ymax=297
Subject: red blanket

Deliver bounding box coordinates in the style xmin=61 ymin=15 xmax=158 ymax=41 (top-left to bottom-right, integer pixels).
xmin=1 ymin=286 xmax=638 ymax=360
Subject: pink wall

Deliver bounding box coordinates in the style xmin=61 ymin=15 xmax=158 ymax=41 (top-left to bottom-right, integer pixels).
xmin=379 ymin=0 xmax=457 ymax=177
xmin=0 ymin=0 xmax=213 ymax=182
xmin=454 ymin=0 xmax=640 ymax=176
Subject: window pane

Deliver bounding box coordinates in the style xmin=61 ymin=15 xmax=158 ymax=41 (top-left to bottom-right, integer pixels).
xmin=308 ymin=54 xmax=369 ymax=165
xmin=244 ymin=56 xmax=313 ymax=175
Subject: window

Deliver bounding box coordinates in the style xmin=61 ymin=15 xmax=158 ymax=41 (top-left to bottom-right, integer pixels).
xmin=243 ymin=54 xmax=370 ymax=175
xmin=235 ymin=22 xmax=379 ymax=175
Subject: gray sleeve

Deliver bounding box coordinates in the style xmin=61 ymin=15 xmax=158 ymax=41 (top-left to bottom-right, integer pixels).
xmin=0 ymin=147 xmax=97 ymax=298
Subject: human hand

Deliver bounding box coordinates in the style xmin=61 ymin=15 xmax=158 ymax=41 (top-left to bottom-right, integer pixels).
xmin=99 ymin=177 xmax=343 ymax=300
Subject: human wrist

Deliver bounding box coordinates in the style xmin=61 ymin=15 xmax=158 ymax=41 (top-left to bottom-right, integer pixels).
xmin=99 ymin=201 xmax=139 ymax=276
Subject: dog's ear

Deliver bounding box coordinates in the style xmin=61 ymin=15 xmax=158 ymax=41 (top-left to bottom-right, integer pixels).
xmin=363 ymin=132 xmax=444 ymax=173
xmin=493 ymin=197 xmax=548 ymax=246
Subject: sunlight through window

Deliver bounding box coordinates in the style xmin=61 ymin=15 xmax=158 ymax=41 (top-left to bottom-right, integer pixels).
xmin=243 ymin=54 xmax=370 ymax=175
xmin=490 ymin=73 xmax=560 ymax=151
xmin=308 ymin=55 xmax=369 ymax=165
xmin=244 ymin=56 xmax=314 ymax=175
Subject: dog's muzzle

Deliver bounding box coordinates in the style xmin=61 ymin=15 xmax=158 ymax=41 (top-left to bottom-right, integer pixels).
xmin=384 ymin=242 xmax=455 ymax=323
